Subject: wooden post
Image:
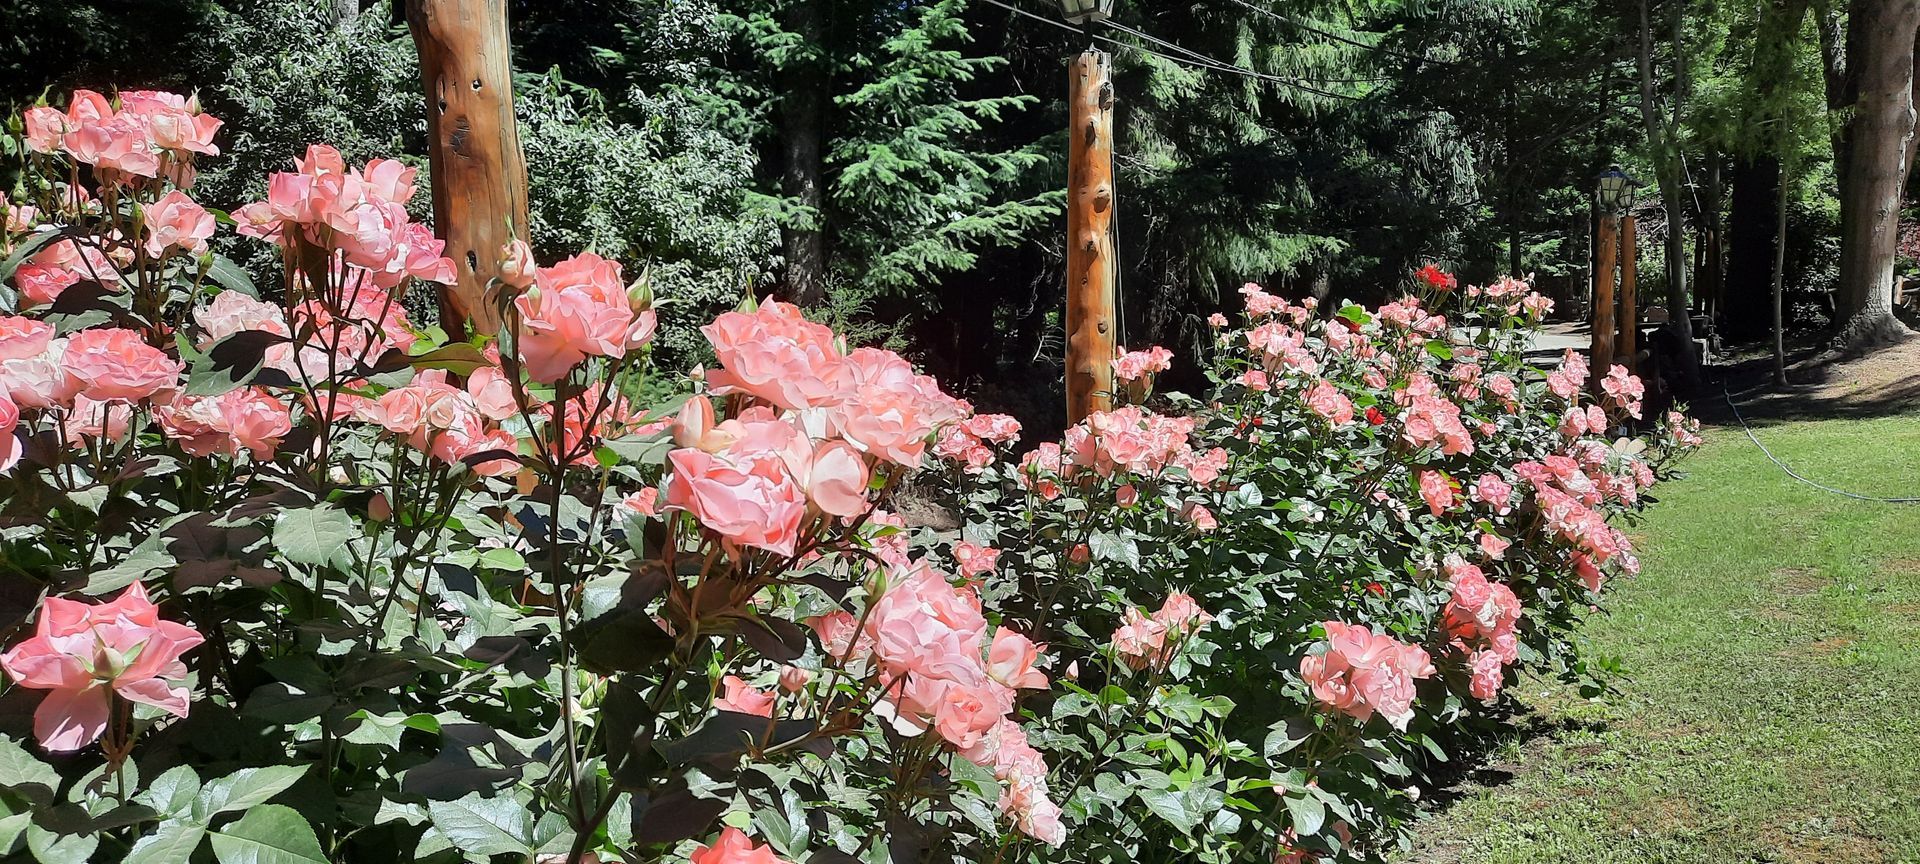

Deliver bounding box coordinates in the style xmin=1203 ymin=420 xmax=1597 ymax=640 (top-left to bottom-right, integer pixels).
xmin=1592 ymin=211 xmax=1617 ymax=384
xmin=1065 ymin=49 xmax=1117 ymax=424
xmin=408 ymin=0 xmax=529 ymax=340
xmin=1618 ymin=214 xmax=1638 ymax=374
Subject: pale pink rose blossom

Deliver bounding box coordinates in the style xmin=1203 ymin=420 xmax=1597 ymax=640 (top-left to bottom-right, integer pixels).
xmin=713 ymin=675 xmax=775 ymax=717
xmin=0 ymin=582 xmax=204 ymax=751
xmin=62 ymin=328 xmax=183 ymax=403
xmin=689 ymin=827 xmax=791 ymax=864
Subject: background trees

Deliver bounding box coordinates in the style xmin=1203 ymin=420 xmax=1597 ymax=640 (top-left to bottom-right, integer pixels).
xmin=5 ymin=0 xmax=1914 ymax=425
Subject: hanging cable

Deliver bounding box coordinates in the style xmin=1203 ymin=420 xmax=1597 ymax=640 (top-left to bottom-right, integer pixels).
xmin=1097 ymin=18 xmax=1361 ymax=100
xmin=977 ymin=0 xmax=1364 ymax=101
xmin=1216 ymin=0 xmax=1463 ymax=68
xmin=1722 ymin=383 xmax=1920 ymax=504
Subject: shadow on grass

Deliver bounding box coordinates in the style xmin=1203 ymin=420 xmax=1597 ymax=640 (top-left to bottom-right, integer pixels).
xmin=1688 ymin=333 xmax=1920 ymax=427
xmin=1412 ymin=704 xmax=1611 ymax=814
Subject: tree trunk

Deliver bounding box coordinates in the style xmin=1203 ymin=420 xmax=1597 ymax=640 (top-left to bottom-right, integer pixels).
xmin=1833 ymin=0 xmax=1920 ymax=350
xmin=1726 ymin=155 xmax=1782 ymax=340
xmin=1774 ymin=162 xmax=1792 ymax=385
xmin=778 ymin=0 xmax=830 ymax=307
xmin=407 ymin=0 xmax=529 ymax=339
xmin=1700 ymin=152 xmax=1724 ymax=324
xmin=1637 ymin=0 xmax=1701 ymax=385
xmin=1818 ymin=0 xmax=1852 ymax=175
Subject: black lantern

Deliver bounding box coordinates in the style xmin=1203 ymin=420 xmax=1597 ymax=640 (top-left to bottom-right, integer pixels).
xmin=1056 ymin=0 xmax=1114 ymax=25
xmin=1595 ymin=166 xmax=1639 ymax=214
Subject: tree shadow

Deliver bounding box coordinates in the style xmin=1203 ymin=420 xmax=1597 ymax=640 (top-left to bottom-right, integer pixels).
xmin=1413 ymin=703 xmax=1610 ymax=813
xmin=1688 ymin=333 xmax=1920 ymax=426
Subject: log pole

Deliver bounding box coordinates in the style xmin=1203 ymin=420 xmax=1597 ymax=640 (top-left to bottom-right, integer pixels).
xmin=1065 ymin=49 xmax=1116 ymax=424
xmin=1592 ymin=212 xmax=1618 ymax=385
xmin=1618 ymin=214 xmax=1638 ymax=374
xmin=407 ymin=0 xmax=529 ymax=340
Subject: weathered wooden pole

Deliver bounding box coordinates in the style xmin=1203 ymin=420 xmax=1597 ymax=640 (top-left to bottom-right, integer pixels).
xmin=1592 ymin=212 xmax=1617 ymax=384
xmin=1618 ymin=214 xmax=1638 ymax=374
xmin=407 ymin=0 xmax=529 ymax=340
xmin=1065 ymin=49 xmax=1117 ymax=424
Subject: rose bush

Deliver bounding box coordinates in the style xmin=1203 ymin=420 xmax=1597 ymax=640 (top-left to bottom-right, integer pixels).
xmin=0 ymin=90 xmax=1695 ymax=864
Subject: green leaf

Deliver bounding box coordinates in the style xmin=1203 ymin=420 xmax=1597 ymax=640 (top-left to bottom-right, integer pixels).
xmin=208 ymin=805 xmax=327 ymax=864
xmin=406 ymin=343 xmax=491 ymax=376
xmin=1088 ymin=531 xmax=1141 ymax=569
xmin=124 ymin=819 xmax=210 ymax=864
xmin=0 ymin=812 xmax=30 ymax=856
xmin=193 ymin=766 xmax=307 ymax=820
xmin=426 ymin=793 xmax=536 ymax=858
xmin=0 ymin=736 xmax=58 ymax=804
xmin=1138 ymin=787 xmax=1200 ymax=833
xmin=271 ymin=506 xmax=358 ymax=569
xmin=1424 ymin=340 xmax=1454 ymax=361
xmin=25 ymin=822 xmax=98 ymax=864
xmin=135 ymin=765 xmax=201 ymax=817
xmin=203 ymin=255 xmax=258 ymax=298
xmin=1283 ymin=792 xmax=1326 ymax=836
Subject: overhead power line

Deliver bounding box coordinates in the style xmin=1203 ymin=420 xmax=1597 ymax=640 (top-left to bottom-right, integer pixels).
xmin=977 ymin=0 xmax=1364 ymax=101
xmin=1217 ymin=0 xmax=1462 ymax=68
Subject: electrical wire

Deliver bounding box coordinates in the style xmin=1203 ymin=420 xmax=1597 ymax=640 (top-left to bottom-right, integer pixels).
xmin=1217 ymin=0 xmax=1462 ymax=68
xmin=1721 ymin=383 xmax=1920 ymax=504
xmin=977 ymin=0 xmax=1363 ymax=101
xmin=1098 ymin=18 xmax=1361 ymax=100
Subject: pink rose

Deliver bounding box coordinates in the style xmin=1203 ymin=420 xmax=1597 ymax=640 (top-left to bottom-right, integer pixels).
xmin=830 ymin=347 xmax=965 ymax=468
xmin=801 ymin=439 xmax=872 ymax=518
xmin=1304 ymin=380 xmax=1354 ymax=425
xmin=514 ymin=253 xmax=647 ymax=382
xmin=499 ymin=239 xmax=536 ymax=289
xmin=778 ymin=666 xmax=811 ymax=693
xmin=1113 ymin=345 xmax=1174 ymax=381
xmin=0 ymin=316 xmax=54 ymax=361
xmin=2 ymin=338 xmax=68 ymax=410
xmin=1239 ymin=369 xmax=1269 ymax=392
xmin=1467 ymin=649 xmax=1505 ymax=702
xmin=1152 ymin=592 xmax=1214 ymax=632
xmin=142 ymin=190 xmax=216 ymax=257
xmin=1417 ymin=469 xmax=1455 ymax=516
xmin=986 ymin=627 xmax=1048 ymax=689
xmin=0 ymin=393 xmax=20 ymax=473
xmin=1111 ymin=607 xmax=1170 ymax=671
xmin=1470 ymin=473 xmax=1513 ymax=514
xmin=1477 ymin=532 xmax=1511 ymax=560
xmin=62 ymin=328 xmax=183 ymax=403
xmin=194 ymin=292 xmax=288 ymax=346
xmin=702 ymin=299 xmax=848 ymax=410
xmin=156 ymin=388 xmax=291 ymax=458
xmin=663 ymin=448 xmax=807 ymax=556
xmin=0 ymin=583 xmax=204 ymax=751
xmin=689 ymin=827 xmax=792 ymax=864
xmin=713 ymin=675 xmax=775 ymax=717
xmin=22 ymin=106 xmax=68 ymax=153
xmin=952 ymin=541 xmax=999 ymax=579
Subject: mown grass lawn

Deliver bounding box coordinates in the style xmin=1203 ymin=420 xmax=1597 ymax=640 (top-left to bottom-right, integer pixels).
xmin=1400 ymin=410 xmax=1920 ymax=864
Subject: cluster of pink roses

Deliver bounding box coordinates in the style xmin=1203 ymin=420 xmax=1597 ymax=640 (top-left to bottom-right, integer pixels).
xmin=23 ymin=89 xmax=221 ymax=186
xmin=1438 ymin=556 xmax=1523 ymax=702
xmin=233 ymin=144 xmax=453 ymax=290
xmin=932 ymin=412 xmax=1024 ymax=473
xmin=1111 ymin=592 xmax=1216 ymax=671
xmin=1113 ymin=345 xmax=1174 ymax=382
xmin=1298 ymin=622 xmax=1435 ymax=731
xmin=806 ymin=562 xmax=1063 ymax=844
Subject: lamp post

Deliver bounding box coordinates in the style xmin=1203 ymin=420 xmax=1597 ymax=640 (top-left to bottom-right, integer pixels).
xmin=1592 ymin=167 xmax=1639 ymax=383
xmin=1059 ymin=0 xmax=1117 ymax=424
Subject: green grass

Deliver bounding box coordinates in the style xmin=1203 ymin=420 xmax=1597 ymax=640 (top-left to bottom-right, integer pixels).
xmin=1399 ymin=413 xmax=1920 ymax=864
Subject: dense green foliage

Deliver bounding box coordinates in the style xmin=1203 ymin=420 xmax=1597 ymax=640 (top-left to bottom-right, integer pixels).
xmin=3 ymin=0 xmax=1902 ymax=420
